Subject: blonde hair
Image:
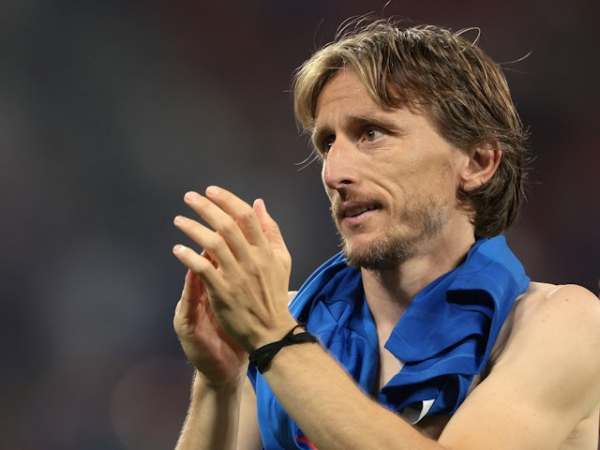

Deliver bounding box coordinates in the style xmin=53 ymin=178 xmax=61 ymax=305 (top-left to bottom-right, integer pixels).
xmin=293 ymin=19 xmax=530 ymax=237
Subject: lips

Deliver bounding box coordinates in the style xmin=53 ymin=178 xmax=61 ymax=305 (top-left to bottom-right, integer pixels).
xmin=338 ymin=201 xmax=381 ymax=220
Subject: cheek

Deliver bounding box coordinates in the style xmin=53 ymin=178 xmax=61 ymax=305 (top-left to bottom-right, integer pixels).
xmin=389 ymin=158 xmax=456 ymax=204
xmin=426 ymin=165 xmax=460 ymax=207
xmin=437 ymin=157 xmax=461 ymax=191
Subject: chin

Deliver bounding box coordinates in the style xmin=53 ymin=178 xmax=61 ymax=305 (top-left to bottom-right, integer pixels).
xmin=342 ymin=232 xmax=416 ymax=271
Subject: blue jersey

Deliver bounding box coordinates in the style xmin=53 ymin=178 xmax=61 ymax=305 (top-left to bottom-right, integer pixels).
xmin=248 ymin=236 xmax=529 ymax=450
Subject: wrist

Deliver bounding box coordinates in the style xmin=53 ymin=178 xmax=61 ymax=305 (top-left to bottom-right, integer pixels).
xmin=193 ymin=369 xmax=246 ymax=393
xmin=250 ymin=317 xmax=299 ymax=351
xmin=249 ymin=323 xmax=318 ymax=374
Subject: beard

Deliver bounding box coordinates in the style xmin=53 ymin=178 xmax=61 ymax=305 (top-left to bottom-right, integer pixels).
xmin=333 ymin=197 xmax=448 ymax=271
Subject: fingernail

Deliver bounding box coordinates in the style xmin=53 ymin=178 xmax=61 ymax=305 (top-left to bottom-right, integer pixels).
xmin=173 ymin=216 xmax=183 ymax=225
xmin=173 ymin=244 xmax=185 ymax=254
xmin=205 ymin=185 xmax=219 ymax=197
xmin=184 ymin=191 xmax=200 ymax=202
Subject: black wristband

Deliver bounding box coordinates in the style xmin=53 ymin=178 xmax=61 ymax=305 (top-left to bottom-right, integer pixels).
xmin=249 ymin=324 xmax=318 ymax=374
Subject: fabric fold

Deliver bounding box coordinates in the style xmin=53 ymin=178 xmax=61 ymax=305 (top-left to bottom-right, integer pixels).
xmin=248 ymin=235 xmax=530 ymax=450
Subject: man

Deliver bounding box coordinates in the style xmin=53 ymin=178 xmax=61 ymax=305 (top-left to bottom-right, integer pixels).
xmin=170 ymin=20 xmax=600 ymax=450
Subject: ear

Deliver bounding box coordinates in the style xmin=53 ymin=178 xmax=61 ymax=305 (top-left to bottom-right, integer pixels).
xmin=460 ymin=142 xmax=502 ymax=191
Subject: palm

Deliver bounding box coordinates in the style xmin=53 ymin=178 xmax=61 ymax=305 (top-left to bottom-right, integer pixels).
xmin=174 ymin=269 xmax=246 ymax=385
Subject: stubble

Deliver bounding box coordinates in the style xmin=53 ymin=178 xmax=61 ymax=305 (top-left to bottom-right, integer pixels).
xmin=335 ymin=196 xmax=448 ymax=271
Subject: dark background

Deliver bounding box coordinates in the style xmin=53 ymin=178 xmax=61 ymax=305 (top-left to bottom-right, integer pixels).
xmin=2 ymin=1 xmax=598 ymax=449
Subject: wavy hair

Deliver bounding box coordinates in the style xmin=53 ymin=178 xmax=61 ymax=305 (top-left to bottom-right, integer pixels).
xmin=293 ymin=18 xmax=531 ymax=237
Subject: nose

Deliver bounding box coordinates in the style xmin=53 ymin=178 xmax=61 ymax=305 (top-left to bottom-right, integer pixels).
xmin=321 ymin=136 xmax=360 ymax=191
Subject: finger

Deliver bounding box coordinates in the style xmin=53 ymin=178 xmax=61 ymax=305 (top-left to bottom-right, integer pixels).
xmin=183 ymin=192 xmax=256 ymax=260
xmin=172 ymin=244 xmax=225 ymax=294
xmin=253 ymin=198 xmax=288 ymax=251
xmin=174 ymin=215 xmax=242 ymax=270
xmin=178 ymin=269 xmax=201 ymax=319
xmin=204 ymin=186 xmax=268 ymax=248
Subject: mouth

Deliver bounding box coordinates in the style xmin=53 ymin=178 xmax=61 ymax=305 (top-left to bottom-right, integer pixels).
xmin=338 ymin=201 xmax=382 ymax=226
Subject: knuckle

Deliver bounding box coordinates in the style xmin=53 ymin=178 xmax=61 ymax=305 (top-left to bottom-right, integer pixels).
xmin=227 ymin=280 xmax=241 ymax=297
xmin=279 ymin=251 xmax=292 ymax=270
xmin=204 ymin=234 xmax=223 ymax=252
xmin=238 ymin=208 xmax=256 ymax=224
xmin=283 ymin=249 xmax=292 ymax=263
xmin=247 ymin=261 xmax=261 ymax=277
xmin=217 ymin=218 xmax=237 ymax=236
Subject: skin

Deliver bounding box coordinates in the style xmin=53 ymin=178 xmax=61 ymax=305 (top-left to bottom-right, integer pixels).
xmin=313 ymin=69 xmax=498 ymax=321
xmin=172 ymin=69 xmax=600 ymax=449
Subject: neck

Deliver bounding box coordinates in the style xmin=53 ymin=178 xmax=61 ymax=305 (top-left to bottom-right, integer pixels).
xmin=361 ymin=218 xmax=476 ymax=330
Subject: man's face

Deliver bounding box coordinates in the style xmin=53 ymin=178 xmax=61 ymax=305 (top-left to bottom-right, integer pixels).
xmin=313 ymin=69 xmax=468 ymax=270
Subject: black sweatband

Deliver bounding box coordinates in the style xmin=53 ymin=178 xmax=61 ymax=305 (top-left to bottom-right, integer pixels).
xmin=249 ymin=324 xmax=318 ymax=374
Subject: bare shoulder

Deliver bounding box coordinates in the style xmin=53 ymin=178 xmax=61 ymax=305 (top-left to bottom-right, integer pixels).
xmin=522 ymin=281 xmax=598 ymax=305
xmin=440 ymin=284 xmax=600 ymax=449
xmin=497 ymin=281 xmax=600 ymax=358
xmin=509 ymin=281 xmax=600 ymax=336
xmin=492 ymin=282 xmax=600 ymax=358
xmin=493 ymin=281 xmax=600 ymax=416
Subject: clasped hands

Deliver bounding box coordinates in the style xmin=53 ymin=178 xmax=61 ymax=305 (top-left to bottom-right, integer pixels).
xmin=172 ymin=186 xmax=297 ymax=359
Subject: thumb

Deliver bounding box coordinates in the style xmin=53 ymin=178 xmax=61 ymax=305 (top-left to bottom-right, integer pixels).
xmin=253 ymin=198 xmax=287 ymax=249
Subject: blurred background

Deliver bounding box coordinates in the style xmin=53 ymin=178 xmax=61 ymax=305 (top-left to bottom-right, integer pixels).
xmin=2 ymin=0 xmax=598 ymax=449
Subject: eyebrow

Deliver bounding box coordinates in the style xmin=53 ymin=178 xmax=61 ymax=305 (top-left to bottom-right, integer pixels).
xmin=311 ymin=114 xmax=403 ymax=149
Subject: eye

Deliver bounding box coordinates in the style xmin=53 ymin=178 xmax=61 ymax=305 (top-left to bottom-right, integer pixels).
xmin=318 ymin=135 xmax=335 ymax=154
xmin=363 ymin=127 xmax=385 ymax=142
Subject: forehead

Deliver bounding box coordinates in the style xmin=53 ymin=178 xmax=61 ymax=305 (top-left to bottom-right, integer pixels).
xmin=311 ymin=69 xmax=451 ymax=151
xmin=314 ymin=69 xmax=379 ymax=121
xmin=312 ymin=69 xmax=421 ymax=140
